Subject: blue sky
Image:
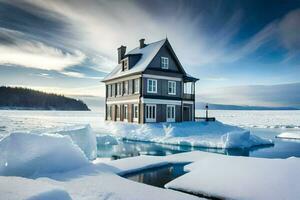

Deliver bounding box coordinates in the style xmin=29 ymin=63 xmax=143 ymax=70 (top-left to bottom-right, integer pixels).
xmin=0 ymin=0 xmax=299 ymax=109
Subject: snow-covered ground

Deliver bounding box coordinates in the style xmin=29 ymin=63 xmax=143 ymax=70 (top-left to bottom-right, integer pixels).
xmin=0 ymin=110 xmax=299 ymax=199
xmin=97 ymin=120 xmax=272 ymax=149
xmin=0 ymin=131 xmax=298 ymax=200
xmin=199 ymin=110 xmax=300 ymax=129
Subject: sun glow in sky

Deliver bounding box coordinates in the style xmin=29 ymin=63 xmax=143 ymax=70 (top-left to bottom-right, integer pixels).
xmin=0 ymin=0 xmax=299 ymax=109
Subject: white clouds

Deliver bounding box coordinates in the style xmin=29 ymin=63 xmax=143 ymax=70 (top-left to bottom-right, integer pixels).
xmin=278 ymin=9 xmax=300 ymax=50
xmin=19 ymin=0 xmax=240 ymax=71
xmin=0 ymin=28 xmax=86 ymax=71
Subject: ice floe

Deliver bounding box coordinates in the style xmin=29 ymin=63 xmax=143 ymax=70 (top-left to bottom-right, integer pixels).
xmin=277 ymin=131 xmax=300 ymax=140
xmin=165 ymin=152 xmax=300 ymax=200
xmin=51 ymin=124 xmax=97 ymax=160
xmin=0 ymin=132 xmax=89 ymax=177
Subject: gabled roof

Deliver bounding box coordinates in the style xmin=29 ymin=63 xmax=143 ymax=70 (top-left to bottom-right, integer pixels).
xmin=101 ymin=38 xmax=198 ymax=82
xmin=102 ymin=39 xmax=166 ymax=82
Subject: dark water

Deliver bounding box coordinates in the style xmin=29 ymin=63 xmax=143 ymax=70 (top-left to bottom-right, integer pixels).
xmin=97 ymin=128 xmax=300 ymax=160
xmin=124 ymin=163 xmax=188 ymax=188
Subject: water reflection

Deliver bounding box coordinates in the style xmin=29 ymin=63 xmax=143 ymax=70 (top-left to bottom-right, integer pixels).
xmin=124 ymin=163 xmax=188 ymax=188
xmin=97 ymin=139 xmax=273 ymax=160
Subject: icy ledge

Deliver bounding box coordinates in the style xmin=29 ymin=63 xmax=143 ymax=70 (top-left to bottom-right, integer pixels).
xmin=276 ymin=131 xmax=300 ymax=140
xmin=99 ymin=121 xmax=272 ymax=148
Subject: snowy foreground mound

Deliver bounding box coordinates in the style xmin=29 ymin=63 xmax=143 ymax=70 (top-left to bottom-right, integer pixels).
xmin=0 ymin=132 xmax=89 ymax=177
xmin=277 ymin=131 xmax=300 ymax=140
xmin=100 ymin=121 xmax=272 ymax=148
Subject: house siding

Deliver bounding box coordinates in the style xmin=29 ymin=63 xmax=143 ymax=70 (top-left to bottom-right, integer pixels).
xmin=142 ymin=78 xmax=182 ymax=98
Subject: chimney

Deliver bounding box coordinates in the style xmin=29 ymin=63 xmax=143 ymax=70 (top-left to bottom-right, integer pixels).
xmin=139 ymin=38 xmax=146 ymax=48
xmin=117 ymin=45 xmax=126 ymax=64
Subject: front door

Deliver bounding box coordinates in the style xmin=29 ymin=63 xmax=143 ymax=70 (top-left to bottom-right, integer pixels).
xmin=166 ymin=105 xmax=175 ymax=122
xmin=183 ymin=106 xmax=190 ymax=121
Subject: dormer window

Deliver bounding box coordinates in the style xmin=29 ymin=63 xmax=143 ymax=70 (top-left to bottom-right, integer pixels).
xmin=161 ymin=57 xmax=169 ymax=69
xmin=122 ymin=58 xmax=129 ymax=71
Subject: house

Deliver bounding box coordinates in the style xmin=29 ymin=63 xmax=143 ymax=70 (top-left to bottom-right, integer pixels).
xmin=101 ymin=38 xmax=198 ymax=123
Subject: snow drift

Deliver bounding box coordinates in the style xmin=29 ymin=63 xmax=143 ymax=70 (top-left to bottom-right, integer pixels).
xmin=99 ymin=121 xmax=272 ymax=148
xmin=0 ymin=132 xmax=89 ymax=177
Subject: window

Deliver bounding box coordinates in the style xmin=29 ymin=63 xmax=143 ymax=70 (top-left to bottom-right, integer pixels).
xmin=107 ymin=105 xmax=112 ymax=120
xmin=166 ymin=105 xmax=175 ymax=122
xmin=145 ymin=104 xmax=156 ymax=122
xmin=124 ymin=105 xmax=128 ymax=121
xmin=117 ymin=83 xmax=122 ymax=96
xmin=161 ymin=57 xmax=169 ymax=69
xmin=133 ymin=104 xmax=139 ymax=122
xmin=122 ymin=59 xmax=128 ymax=71
xmin=123 ymin=81 xmax=129 ymax=95
xmin=147 ymin=79 xmax=157 ymax=93
xmin=116 ymin=105 xmax=120 ymax=120
xmin=133 ymin=79 xmax=139 ymax=94
xmin=168 ymin=81 xmax=176 ymax=95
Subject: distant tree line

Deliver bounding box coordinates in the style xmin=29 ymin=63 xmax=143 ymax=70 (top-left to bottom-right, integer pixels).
xmin=0 ymin=86 xmax=90 ymax=111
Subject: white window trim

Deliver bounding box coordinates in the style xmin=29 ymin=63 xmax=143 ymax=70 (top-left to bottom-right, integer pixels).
xmin=168 ymin=81 xmax=176 ymax=95
xmin=166 ymin=105 xmax=176 ymax=122
xmin=161 ymin=57 xmax=169 ymax=69
xmin=147 ymin=79 xmax=157 ymax=93
xmin=145 ymin=104 xmax=156 ymax=123
xmin=133 ymin=104 xmax=139 ymax=122
xmin=142 ymin=74 xmax=181 ymax=81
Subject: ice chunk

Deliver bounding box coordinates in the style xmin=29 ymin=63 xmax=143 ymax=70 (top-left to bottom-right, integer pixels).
xmin=100 ymin=121 xmax=272 ymax=149
xmin=165 ymin=152 xmax=300 ymax=200
xmin=277 ymin=131 xmax=300 ymax=140
xmin=53 ymin=124 xmax=97 ymax=160
xmin=0 ymin=132 xmax=89 ymax=177
xmin=96 ymin=134 xmax=118 ymax=145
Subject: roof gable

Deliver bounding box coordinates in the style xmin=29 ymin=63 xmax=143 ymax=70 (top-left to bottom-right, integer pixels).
xmin=101 ymin=38 xmax=196 ymax=82
xmin=147 ymin=39 xmax=186 ymax=74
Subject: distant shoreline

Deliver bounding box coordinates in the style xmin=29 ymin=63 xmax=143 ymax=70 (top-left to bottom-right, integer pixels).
xmin=0 ymin=106 xmax=91 ymax=111
xmin=0 ymin=86 xmax=90 ymax=111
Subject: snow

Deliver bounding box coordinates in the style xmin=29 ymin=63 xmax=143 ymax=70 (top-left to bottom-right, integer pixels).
xmin=51 ymin=124 xmax=97 ymax=160
xmin=1 ymin=144 xmax=300 ymax=200
xmin=165 ymin=152 xmax=300 ymax=200
xmin=200 ymin=110 xmax=300 ymax=129
xmin=277 ymin=131 xmax=300 ymax=140
xmin=100 ymin=121 xmax=272 ymax=149
xmin=102 ymin=39 xmax=166 ymax=81
xmin=0 ymin=132 xmax=89 ymax=177
xmin=96 ymin=134 xmax=118 ymax=145
xmin=0 ymin=176 xmax=72 ymax=200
